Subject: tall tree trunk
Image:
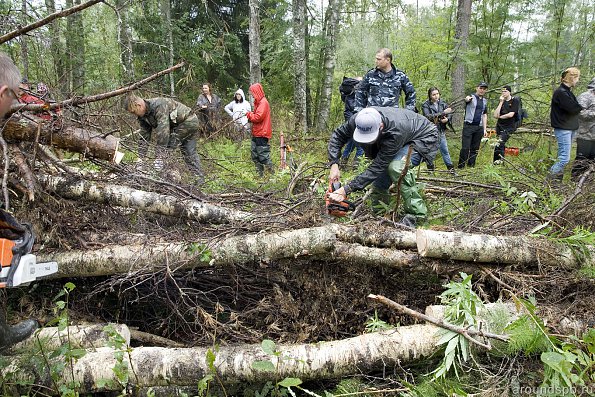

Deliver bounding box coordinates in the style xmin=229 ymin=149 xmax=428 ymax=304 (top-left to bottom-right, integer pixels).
xmin=66 ymin=0 xmax=85 ymax=95
xmin=248 ymin=0 xmax=262 ymax=84
xmin=292 ymin=0 xmax=307 ymax=134
xmin=20 ymin=0 xmax=29 ymax=79
xmin=161 ymin=0 xmax=175 ymax=96
xmin=315 ymin=0 xmax=342 ymax=132
xmin=551 ymin=0 xmax=566 ymax=90
xmin=45 ymin=0 xmax=68 ymax=98
xmin=115 ymin=0 xmax=134 ymax=83
xmin=450 ymin=0 xmax=472 ymax=127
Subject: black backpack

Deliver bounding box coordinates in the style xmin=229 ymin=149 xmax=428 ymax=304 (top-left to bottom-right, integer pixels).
xmin=339 ymin=77 xmax=360 ymax=102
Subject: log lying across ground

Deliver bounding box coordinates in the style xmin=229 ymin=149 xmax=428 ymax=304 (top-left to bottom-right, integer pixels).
xmin=38 ymin=225 xmax=418 ymax=279
xmin=38 ymin=225 xmax=595 ymax=280
xmin=2 ymin=116 xmax=123 ymax=162
xmin=5 ymin=303 xmax=520 ymax=394
xmin=6 ymin=325 xmax=438 ymax=393
xmin=416 ymin=229 xmax=595 ymax=268
xmin=38 ymin=174 xmax=252 ymax=224
xmin=12 ymin=324 xmax=131 ymax=352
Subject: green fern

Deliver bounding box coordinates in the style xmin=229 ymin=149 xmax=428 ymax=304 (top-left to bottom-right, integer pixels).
xmin=505 ymin=315 xmax=550 ymax=355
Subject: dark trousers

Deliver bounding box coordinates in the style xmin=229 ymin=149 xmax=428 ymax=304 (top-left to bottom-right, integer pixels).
xmin=493 ymin=125 xmax=515 ymax=163
xmin=251 ymin=137 xmax=274 ymax=176
xmin=571 ymin=138 xmax=595 ymax=179
xmin=458 ymin=124 xmax=484 ymax=168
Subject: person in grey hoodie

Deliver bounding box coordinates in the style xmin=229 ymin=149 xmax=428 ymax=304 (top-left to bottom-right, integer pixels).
xmin=572 ymin=77 xmax=595 ymax=178
xmin=224 ymin=88 xmax=252 ymax=135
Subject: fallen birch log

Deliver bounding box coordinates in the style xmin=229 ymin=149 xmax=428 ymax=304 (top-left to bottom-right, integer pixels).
xmin=2 ymin=116 xmax=123 ymax=163
xmin=416 ymin=229 xmax=595 ymax=267
xmin=5 ymin=302 xmax=520 ymax=394
xmin=12 ymin=323 xmax=130 ymax=352
xmin=334 ymin=225 xmax=417 ymax=249
xmin=6 ymin=325 xmax=439 ymax=393
xmin=38 ymin=225 xmax=418 ymax=279
xmin=38 ymin=174 xmax=252 ymax=224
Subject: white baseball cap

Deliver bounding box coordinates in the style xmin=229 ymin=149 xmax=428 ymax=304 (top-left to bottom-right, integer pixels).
xmin=353 ymin=108 xmax=382 ymax=144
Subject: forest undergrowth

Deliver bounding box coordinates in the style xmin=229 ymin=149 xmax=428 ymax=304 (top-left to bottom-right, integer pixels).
xmin=3 ymin=114 xmax=595 ymax=396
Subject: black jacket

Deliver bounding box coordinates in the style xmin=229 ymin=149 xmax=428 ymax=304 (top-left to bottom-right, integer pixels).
xmin=550 ymin=84 xmax=583 ymax=130
xmin=328 ymin=107 xmax=439 ymax=194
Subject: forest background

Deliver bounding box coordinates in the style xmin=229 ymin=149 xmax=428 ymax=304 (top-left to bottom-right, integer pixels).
xmin=1 ymin=0 xmax=593 ymax=134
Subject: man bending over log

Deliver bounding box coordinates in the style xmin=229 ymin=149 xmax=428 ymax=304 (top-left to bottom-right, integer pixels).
xmin=327 ymin=107 xmax=439 ymax=227
xmin=0 ymin=52 xmax=40 ymax=349
xmin=124 ymin=94 xmax=204 ymax=185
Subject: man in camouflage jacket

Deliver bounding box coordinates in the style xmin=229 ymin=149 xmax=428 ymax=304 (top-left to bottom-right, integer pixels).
xmin=125 ymin=95 xmax=204 ymax=184
xmin=355 ymin=48 xmax=416 ymax=112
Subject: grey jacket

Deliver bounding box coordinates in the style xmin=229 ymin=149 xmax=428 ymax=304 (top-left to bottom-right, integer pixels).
xmin=328 ymin=107 xmax=439 ymax=194
xmin=577 ymin=78 xmax=595 ymax=140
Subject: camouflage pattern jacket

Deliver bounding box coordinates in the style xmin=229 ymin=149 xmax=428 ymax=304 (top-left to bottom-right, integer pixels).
xmin=355 ymin=64 xmax=416 ymax=112
xmin=577 ymin=78 xmax=595 ymax=141
xmin=138 ymin=98 xmax=198 ymax=146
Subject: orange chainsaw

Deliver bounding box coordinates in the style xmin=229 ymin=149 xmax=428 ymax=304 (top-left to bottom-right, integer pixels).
xmin=0 ymin=222 xmax=58 ymax=288
xmin=325 ymin=181 xmax=355 ymax=217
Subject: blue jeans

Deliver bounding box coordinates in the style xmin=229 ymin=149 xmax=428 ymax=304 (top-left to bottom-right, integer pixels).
xmin=438 ymin=133 xmax=453 ymax=168
xmin=550 ymin=129 xmax=575 ymax=175
xmin=373 ymin=145 xmax=421 ymax=190
xmin=342 ymin=139 xmax=364 ymax=160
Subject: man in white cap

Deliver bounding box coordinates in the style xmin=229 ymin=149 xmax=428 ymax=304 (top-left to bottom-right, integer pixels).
xmin=0 ymin=52 xmax=40 ymax=349
xmin=327 ymin=107 xmax=439 ymax=226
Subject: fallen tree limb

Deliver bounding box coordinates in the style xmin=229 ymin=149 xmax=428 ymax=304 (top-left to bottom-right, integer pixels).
xmin=38 ymin=174 xmax=252 ymax=224
xmin=368 ymin=294 xmax=509 ymax=350
xmin=548 ymin=164 xmax=594 ymax=219
xmin=0 ymin=0 xmax=102 ymax=44
xmin=12 ymin=323 xmax=130 ymax=352
xmin=39 ymin=225 xmax=342 ymax=278
xmin=8 ymin=62 xmax=185 ymax=114
xmin=38 ymin=225 xmax=421 ymax=279
xmin=416 ymin=229 xmax=595 ymax=267
xmin=334 ymin=225 xmax=417 ymax=249
xmin=6 ymin=325 xmax=440 ymax=393
xmin=3 ymin=116 xmax=122 ymax=162
xmin=5 ymin=302 xmax=522 ymax=393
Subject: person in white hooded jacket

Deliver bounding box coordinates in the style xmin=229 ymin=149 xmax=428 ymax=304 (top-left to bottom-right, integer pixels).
xmin=225 ymin=88 xmax=252 ymax=134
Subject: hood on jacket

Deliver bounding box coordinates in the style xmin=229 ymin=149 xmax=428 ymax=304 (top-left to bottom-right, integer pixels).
xmin=249 ymin=83 xmax=266 ymax=101
xmin=235 ymin=88 xmax=246 ymax=102
xmin=588 ymin=77 xmax=595 ymax=91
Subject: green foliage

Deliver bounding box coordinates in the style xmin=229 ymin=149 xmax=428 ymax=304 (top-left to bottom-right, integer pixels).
xmin=364 ymin=310 xmax=394 ymax=333
xmin=250 ymin=339 xmax=326 ymax=397
xmin=504 ymin=296 xmax=595 ymax=395
xmin=432 ymin=273 xmax=484 ymax=379
xmin=504 ymin=297 xmax=552 ymax=356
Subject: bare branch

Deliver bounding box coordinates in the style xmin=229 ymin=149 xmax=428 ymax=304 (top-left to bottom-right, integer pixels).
xmin=8 ymin=62 xmax=186 ymax=115
xmin=0 ymin=0 xmax=104 ymax=45
xmin=367 ymin=294 xmax=510 ymax=350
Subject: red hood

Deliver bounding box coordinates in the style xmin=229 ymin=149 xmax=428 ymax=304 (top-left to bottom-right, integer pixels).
xmin=249 ymin=83 xmax=266 ymax=101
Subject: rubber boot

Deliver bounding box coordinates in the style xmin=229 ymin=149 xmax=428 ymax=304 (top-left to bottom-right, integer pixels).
xmin=387 ymin=160 xmax=428 ymax=222
xmin=0 ymin=312 xmax=38 ymax=350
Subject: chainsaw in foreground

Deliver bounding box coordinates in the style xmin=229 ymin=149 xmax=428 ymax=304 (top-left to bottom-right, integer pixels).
xmin=0 ymin=224 xmax=58 ymax=288
xmin=325 ymin=181 xmax=355 ymax=217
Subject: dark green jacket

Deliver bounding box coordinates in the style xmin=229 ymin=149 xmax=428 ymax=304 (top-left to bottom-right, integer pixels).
xmin=138 ymin=98 xmax=198 ymax=146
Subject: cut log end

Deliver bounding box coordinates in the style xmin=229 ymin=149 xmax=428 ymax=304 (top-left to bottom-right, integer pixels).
xmin=416 ymin=229 xmax=428 ymax=256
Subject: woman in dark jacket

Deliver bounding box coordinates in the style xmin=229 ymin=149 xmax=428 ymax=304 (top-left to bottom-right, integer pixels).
xmin=549 ymin=67 xmax=583 ymax=179
xmin=421 ymin=87 xmax=454 ymax=171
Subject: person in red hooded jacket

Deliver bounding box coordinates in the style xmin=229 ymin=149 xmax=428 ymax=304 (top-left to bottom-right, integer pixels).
xmin=246 ymin=83 xmax=274 ymax=176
